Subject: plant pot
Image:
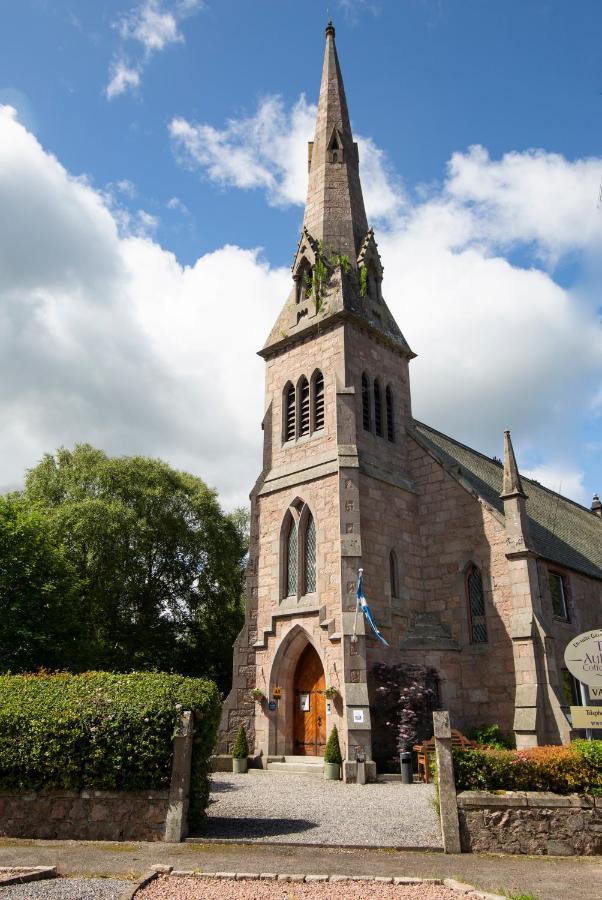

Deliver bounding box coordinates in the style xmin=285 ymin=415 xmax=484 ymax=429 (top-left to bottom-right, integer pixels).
xmin=324 ymin=762 xmax=340 ymax=780
xmin=232 ymin=757 xmax=248 ymax=774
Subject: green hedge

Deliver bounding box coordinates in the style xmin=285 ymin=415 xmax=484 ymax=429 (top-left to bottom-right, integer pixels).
xmin=454 ymin=741 xmax=602 ymax=796
xmin=0 ymin=672 xmax=221 ymax=827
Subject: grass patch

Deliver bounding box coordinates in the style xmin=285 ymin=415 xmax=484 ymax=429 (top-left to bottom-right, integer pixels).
xmin=500 ymin=890 xmax=539 ymax=900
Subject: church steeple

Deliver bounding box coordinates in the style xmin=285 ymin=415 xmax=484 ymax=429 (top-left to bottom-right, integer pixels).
xmin=261 ymin=24 xmax=413 ymax=359
xmin=303 ymin=21 xmax=368 ymax=260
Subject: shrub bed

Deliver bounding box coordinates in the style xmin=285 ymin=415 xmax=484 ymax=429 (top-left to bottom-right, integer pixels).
xmin=454 ymin=740 xmax=602 ymax=795
xmin=0 ymin=672 xmax=221 ymax=827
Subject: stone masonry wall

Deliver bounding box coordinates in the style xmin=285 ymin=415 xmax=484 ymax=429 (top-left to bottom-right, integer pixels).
xmin=457 ymin=791 xmax=602 ymax=855
xmin=0 ymin=790 xmax=169 ymax=842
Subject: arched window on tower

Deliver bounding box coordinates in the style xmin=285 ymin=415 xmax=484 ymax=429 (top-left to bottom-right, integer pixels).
xmin=312 ymin=370 xmax=325 ymax=432
xmin=374 ymin=380 xmax=383 ymax=436
xmin=286 ymin=516 xmax=298 ymax=597
xmin=361 ymin=373 xmax=371 ymax=432
xmin=389 ymin=550 xmax=398 ymax=600
xmin=284 ymin=382 xmax=295 ymax=442
xmin=466 ymin=563 xmax=488 ymax=643
xmin=386 ymin=385 xmax=395 ymax=442
xmin=304 ymin=514 xmax=316 ymax=593
xmin=298 ymin=377 xmax=310 ymax=436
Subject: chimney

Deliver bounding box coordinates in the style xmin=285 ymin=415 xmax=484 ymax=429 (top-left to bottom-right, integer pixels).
xmin=591 ymin=493 xmax=602 ymax=517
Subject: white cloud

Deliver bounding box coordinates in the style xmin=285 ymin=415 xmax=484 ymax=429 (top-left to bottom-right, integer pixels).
xmin=106 ymin=62 xmax=141 ymax=100
xmin=106 ymin=1 xmax=204 ymax=99
xmin=522 ymin=464 xmax=587 ymax=506
xmin=1 ymin=103 xmax=601 ymax=509
xmin=166 ymin=196 xmax=189 ymax=214
xmin=169 ymin=95 xmax=405 ymax=219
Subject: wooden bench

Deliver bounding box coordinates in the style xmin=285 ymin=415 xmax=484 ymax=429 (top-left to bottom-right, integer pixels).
xmin=412 ymin=730 xmax=476 ymax=783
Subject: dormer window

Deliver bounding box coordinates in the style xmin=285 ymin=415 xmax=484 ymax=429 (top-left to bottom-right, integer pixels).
xmin=327 ymin=128 xmax=344 ymax=164
xmin=296 ymin=257 xmax=313 ymax=305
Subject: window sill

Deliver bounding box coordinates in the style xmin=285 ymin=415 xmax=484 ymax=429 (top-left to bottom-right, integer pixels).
xmin=282 ymin=429 xmax=325 ymax=449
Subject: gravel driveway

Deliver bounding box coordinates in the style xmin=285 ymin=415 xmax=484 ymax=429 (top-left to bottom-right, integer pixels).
xmin=199 ymin=772 xmax=442 ymax=848
xmin=0 ymin=879 xmax=130 ymax=899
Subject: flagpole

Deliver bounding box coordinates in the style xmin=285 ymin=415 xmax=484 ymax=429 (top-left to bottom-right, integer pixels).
xmin=351 ymin=567 xmax=362 ymax=643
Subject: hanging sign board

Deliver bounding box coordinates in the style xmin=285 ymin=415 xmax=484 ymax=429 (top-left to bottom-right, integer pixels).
xmin=564 ymin=630 xmax=602 ymax=687
xmin=570 ymin=706 xmax=602 ymax=729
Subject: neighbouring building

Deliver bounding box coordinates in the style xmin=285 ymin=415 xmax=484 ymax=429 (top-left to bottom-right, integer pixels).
xmin=219 ymin=22 xmax=602 ymax=773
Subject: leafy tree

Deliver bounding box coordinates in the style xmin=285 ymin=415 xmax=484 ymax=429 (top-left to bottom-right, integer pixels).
xmin=0 ymin=495 xmax=81 ymax=672
xmin=18 ymin=444 xmax=246 ymax=690
xmin=370 ymin=663 xmax=439 ymax=771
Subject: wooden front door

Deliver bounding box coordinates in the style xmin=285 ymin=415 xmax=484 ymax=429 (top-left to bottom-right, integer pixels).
xmin=293 ymin=644 xmax=326 ymax=756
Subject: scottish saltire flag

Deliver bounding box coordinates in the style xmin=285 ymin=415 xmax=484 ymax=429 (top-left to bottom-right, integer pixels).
xmin=356 ymin=570 xmax=389 ymax=646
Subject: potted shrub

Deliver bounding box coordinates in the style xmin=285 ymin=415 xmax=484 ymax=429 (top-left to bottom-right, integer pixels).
xmin=323 ymin=724 xmax=342 ymax=780
xmin=231 ymin=724 xmax=249 ymax=774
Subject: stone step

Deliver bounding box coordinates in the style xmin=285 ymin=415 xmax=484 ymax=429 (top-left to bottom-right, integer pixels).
xmin=266 ymin=761 xmax=324 ymax=776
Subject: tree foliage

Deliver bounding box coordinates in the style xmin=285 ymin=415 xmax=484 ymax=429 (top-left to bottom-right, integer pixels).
xmin=370 ymin=663 xmax=439 ymax=771
xmin=1 ymin=445 xmax=246 ymax=690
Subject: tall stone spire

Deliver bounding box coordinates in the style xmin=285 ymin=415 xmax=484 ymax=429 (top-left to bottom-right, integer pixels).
xmin=500 ymin=430 xmax=526 ymax=500
xmin=303 ymin=21 xmax=369 ymax=261
xmin=261 ymin=23 xmax=413 ymax=358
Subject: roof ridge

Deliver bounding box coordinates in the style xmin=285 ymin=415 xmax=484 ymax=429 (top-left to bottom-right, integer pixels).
xmin=413 ymin=419 xmax=599 ymax=519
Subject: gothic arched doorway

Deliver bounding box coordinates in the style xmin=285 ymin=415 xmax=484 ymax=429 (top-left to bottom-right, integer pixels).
xmin=293 ymin=644 xmax=326 ymax=755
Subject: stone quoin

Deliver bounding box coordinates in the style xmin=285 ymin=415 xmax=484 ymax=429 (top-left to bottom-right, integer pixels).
xmin=218 ymin=22 xmax=602 ymax=768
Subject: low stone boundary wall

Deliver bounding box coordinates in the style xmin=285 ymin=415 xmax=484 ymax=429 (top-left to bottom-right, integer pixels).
xmin=0 ymin=790 xmax=170 ymax=842
xmin=457 ymin=791 xmax=602 ymax=856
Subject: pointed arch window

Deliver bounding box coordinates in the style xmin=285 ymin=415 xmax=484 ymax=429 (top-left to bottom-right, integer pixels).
xmin=284 ymin=382 xmax=296 ymax=442
xmin=313 ymin=370 xmax=325 ymax=431
xmin=361 ymin=373 xmax=371 ymax=431
xmin=299 ymin=377 xmax=310 ymax=436
xmin=389 ymin=550 xmax=398 ymax=600
xmin=296 ymin=257 xmax=312 ymax=306
xmin=466 ymin=563 xmax=488 ymax=643
xmin=374 ymin=380 xmax=383 ymax=436
xmin=304 ymin=514 xmax=316 ymax=593
xmin=286 ymin=517 xmax=298 ymax=597
xmin=386 ymin=385 xmax=394 ymax=442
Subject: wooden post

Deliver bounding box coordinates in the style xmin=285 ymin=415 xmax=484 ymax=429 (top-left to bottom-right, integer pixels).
xmin=164 ymin=711 xmax=194 ymax=842
xmin=433 ymin=710 xmax=461 ymax=854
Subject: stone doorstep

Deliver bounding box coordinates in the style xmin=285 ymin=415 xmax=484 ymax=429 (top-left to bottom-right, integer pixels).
xmin=127 ymin=865 xmax=506 ymax=898
xmin=0 ymin=866 xmax=56 ymax=886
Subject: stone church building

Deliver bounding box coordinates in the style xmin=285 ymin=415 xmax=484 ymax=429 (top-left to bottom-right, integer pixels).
xmin=219 ymin=23 xmax=602 ymax=774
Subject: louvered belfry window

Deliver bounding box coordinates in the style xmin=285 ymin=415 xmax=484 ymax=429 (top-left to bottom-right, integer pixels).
xmin=305 ymin=514 xmax=316 ymax=593
xmin=362 ymin=374 xmax=371 ymax=431
xmin=314 ymin=371 xmax=325 ymax=431
xmin=374 ymin=381 xmax=383 ymax=436
xmin=299 ymin=378 xmax=310 ymax=436
xmin=284 ymin=383 xmax=296 ymax=442
xmin=286 ymin=519 xmax=298 ymax=597
xmin=386 ymin=385 xmax=394 ymax=442
xmin=466 ymin=564 xmax=488 ymax=643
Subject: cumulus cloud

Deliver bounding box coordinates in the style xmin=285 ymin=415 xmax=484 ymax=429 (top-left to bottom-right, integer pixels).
xmin=106 ymin=1 xmax=204 ymax=99
xmin=1 ymin=102 xmax=601 ymax=509
xmin=169 ymin=95 xmax=406 ymax=220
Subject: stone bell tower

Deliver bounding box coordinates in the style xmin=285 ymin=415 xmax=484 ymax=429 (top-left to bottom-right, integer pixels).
xmin=219 ymin=22 xmax=416 ymax=777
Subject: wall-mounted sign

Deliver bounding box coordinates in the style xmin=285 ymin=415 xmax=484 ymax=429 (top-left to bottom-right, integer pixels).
xmin=564 ymin=630 xmax=602 ymax=687
xmin=299 ymin=693 xmax=310 ymax=711
xmin=326 ymin=701 xmax=332 ymax=716
xmin=353 ymin=709 xmax=364 ymax=724
xmin=268 ymin=700 xmax=277 ymax=712
xmin=570 ymin=706 xmax=602 ymax=729
xmin=273 ymin=686 xmax=282 ymax=699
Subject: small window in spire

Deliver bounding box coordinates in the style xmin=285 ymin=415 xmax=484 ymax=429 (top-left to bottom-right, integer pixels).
xmin=328 ymin=128 xmax=344 ymax=164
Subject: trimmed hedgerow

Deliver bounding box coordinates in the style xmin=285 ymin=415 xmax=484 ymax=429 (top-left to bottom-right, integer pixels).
xmin=0 ymin=672 xmax=221 ymax=826
xmin=454 ymin=742 xmax=602 ymax=795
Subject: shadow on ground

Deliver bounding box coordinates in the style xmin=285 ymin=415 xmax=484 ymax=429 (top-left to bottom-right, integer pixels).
xmin=197 ymin=817 xmax=319 ymax=839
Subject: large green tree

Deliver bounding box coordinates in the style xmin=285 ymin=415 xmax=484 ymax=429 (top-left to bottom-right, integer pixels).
xmin=16 ymin=445 xmax=246 ymax=690
xmin=0 ymin=495 xmax=81 ymax=672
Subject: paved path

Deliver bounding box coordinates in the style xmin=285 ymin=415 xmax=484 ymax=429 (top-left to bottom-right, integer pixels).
xmin=1 ymin=839 xmax=601 ymax=900
xmin=199 ymin=772 xmax=442 ymax=848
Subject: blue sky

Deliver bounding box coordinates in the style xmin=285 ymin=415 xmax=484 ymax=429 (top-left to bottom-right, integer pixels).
xmin=1 ymin=0 xmax=601 ymax=508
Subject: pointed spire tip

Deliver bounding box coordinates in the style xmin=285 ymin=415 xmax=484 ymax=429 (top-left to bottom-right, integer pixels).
xmin=325 ymin=20 xmax=335 ymax=38
xmin=500 ymin=429 xmax=526 ymax=500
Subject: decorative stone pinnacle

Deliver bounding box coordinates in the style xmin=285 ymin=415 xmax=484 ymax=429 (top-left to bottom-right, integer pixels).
xmin=500 ymin=429 xmax=527 ymax=500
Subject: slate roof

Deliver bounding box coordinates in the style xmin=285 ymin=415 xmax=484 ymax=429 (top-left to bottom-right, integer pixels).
xmin=412 ymin=421 xmax=602 ymax=582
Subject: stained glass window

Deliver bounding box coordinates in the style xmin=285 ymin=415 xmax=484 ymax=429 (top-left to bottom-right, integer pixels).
xmin=305 ymin=514 xmax=316 ymax=593
xmin=286 ymin=519 xmax=298 ymax=596
xmin=467 ymin=564 xmax=488 ymax=643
